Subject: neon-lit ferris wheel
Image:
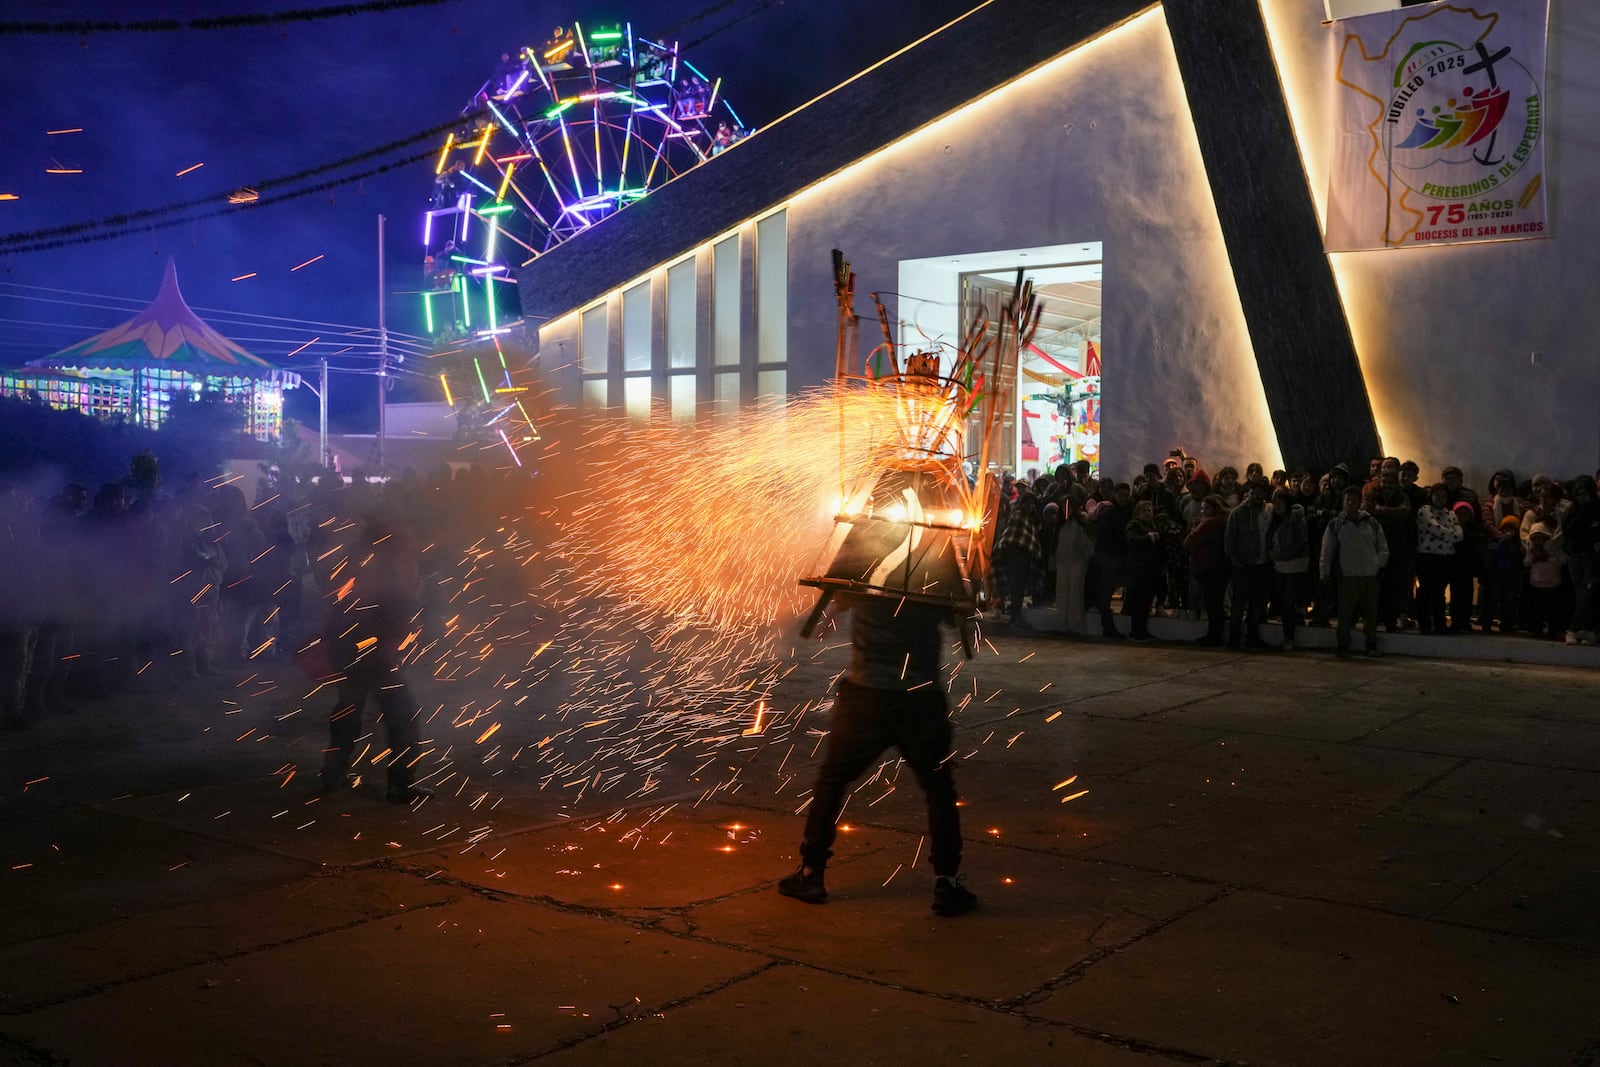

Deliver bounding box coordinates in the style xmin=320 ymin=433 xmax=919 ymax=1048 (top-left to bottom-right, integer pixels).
xmin=421 ymin=21 xmax=747 ymax=345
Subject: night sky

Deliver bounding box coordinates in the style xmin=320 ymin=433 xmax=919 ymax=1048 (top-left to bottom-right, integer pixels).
xmin=1 ymin=0 xmax=977 ymax=428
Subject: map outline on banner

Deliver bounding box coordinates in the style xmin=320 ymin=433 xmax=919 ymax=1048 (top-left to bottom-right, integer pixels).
xmin=1327 ymin=1 xmax=1547 ymax=251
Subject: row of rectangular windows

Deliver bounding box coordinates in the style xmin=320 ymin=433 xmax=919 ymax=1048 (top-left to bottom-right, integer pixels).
xmin=576 ymin=210 xmax=788 ymax=421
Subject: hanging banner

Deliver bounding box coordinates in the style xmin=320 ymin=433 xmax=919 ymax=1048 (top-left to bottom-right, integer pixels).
xmin=1325 ymin=0 xmax=1548 ymax=251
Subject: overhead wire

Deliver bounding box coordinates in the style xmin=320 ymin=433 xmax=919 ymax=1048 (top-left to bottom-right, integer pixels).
xmin=2 ymin=0 xmax=783 ymax=254
xmin=0 ymin=0 xmax=465 ymax=35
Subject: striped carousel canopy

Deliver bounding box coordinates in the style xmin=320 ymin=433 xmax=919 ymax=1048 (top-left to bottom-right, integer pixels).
xmin=29 ymin=259 xmax=284 ymax=378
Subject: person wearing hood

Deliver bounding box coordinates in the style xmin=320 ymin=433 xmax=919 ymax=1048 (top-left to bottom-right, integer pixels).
xmin=1561 ymin=475 xmax=1600 ymax=644
xmin=1267 ymin=489 xmax=1310 ymax=650
xmin=1320 ymin=485 xmax=1389 ymax=657
xmin=1364 ymin=467 xmax=1415 ymax=632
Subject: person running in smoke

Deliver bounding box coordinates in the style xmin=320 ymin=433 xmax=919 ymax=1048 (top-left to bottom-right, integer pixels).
xmin=318 ymin=510 xmax=434 ymax=804
xmin=779 ymin=593 xmax=979 ymax=915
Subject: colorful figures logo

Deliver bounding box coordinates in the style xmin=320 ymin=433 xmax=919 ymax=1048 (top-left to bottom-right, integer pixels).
xmin=1383 ymin=37 xmax=1541 ymax=196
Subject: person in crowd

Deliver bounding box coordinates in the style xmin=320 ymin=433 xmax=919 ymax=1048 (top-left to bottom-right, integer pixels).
xmin=1440 ymin=466 xmax=1486 ymax=632
xmin=1320 ymin=485 xmax=1389 ymax=658
xmin=1214 ymin=466 xmax=1242 ymax=509
xmin=1090 ymin=482 xmax=1134 ymax=639
xmin=1560 ymin=475 xmax=1600 ymax=645
xmin=1484 ymin=513 xmax=1524 ymax=635
xmin=0 ymin=487 xmax=40 ymax=730
xmin=1267 ymin=488 xmax=1309 ymax=650
xmin=778 ymin=592 xmax=977 ymax=916
xmin=1124 ymin=499 xmax=1164 ymax=642
xmin=1523 ymin=518 xmax=1565 ymax=639
xmin=1053 ymin=492 xmax=1094 ymax=637
xmin=1364 ymin=467 xmax=1416 ymax=632
xmin=1224 ymin=479 xmax=1273 ymax=650
xmin=993 ymin=483 xmax=1045 ymax=629
xmin=1309 ymin=465 xmax=1353 ymax=626
xmin=319 ymin=510 xmax=433 ymax=804
xmin=1415 ymin=484 xmax=1464 ymax=636
xmin=1184 ymin=495 xmax=1230 ymax=646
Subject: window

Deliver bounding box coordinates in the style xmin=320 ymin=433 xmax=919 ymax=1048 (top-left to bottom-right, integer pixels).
xmin=622 ymin=280 xmax=651 ymax=372
xmin=756 ymin=212 xmax=787 ymax=368
xmin=580 ymin=303 xmax=608 ymax=375
xmin=712 ymin=234 xmax=740 ymax=368
xmin=666 ymin=257 xmax=696 ymax=369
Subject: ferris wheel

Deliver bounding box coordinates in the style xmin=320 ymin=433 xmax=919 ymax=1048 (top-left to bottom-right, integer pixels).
xmin=420 ymin=21 xmax=747 ymax=347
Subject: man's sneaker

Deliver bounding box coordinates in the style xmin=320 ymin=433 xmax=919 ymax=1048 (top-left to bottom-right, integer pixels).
xmin=777 ymin=865 xmax=827 ymax=904
xmin=386 ymin=784 xmax=435 ymax=804
xmin=1565 ymin=631 xmax=1581 ymax=646
xmin=932 ymin=874 xmax=978 ymax=916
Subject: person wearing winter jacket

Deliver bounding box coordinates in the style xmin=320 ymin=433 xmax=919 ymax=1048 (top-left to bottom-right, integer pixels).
xmin=1183 ymin=495 xmax=1230 ymax=646
xmin=1414 ymin=485 xmax=1464 ymax=636
xmin=1124 ymin=500 xmax=1165 ymax=641
xmin=1267 ymin=489 xmax=1309 ymax=650
xmin=1559 ymin=475 xmax=1600 ymax=644
xmin=1320 ymin=486 xmax=1390 ymax=657
xmin=1053 ymin=495 xmax=1095 ymax=637
xmin=1223 ymin=480 xmax=1273 ymax=649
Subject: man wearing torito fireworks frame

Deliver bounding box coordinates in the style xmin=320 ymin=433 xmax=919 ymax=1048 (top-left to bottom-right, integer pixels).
xmin=778 ymin=252 xmax=1038 ymax=916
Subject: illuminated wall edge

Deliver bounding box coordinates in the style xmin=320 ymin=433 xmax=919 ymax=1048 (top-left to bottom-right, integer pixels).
xmin=545 ymin=5 xmax=1289 ymax=474
xmin=1257 ymin=0 xmax=1400 ymax=460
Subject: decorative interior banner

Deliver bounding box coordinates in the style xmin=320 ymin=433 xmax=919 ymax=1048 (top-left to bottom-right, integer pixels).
xmin=1325 ymin=0 xmax=1548 ymax=251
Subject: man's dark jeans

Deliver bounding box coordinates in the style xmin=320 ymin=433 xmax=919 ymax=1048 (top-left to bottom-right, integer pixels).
xmin=801 ymin=679 xmax=961 ymax=876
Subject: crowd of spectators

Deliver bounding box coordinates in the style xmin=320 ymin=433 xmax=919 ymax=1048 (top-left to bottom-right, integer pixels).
xmin=0 ymin=461 xmax=513 ymax=731
xmin=989 ymin=452 xmax=1600 ymax=659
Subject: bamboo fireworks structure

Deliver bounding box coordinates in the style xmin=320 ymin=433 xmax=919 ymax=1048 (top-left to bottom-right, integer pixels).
xmin=799 ymin=249 xmax=1041 ymax=638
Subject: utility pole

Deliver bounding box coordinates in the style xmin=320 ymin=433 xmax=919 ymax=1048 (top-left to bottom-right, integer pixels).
xmin=377 ymin=212 xmax=388 ymax=473
xmin=319 ymin=358 xmax=329 ymax=471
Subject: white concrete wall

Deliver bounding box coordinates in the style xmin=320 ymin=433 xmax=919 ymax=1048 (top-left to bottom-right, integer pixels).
xmin=1263 ymin=0 xmax=1600 ymax=485
xmin=784 ymin=9 xmax=1283 ymax=478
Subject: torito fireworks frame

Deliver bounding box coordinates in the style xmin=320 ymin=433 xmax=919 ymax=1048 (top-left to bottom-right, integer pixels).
xmin=799 ymin=249 xmax=1040 ymax=638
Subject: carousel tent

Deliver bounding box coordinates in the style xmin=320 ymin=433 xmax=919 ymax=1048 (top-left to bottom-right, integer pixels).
xmin=2 ymin=260 xmax=300 ymax=439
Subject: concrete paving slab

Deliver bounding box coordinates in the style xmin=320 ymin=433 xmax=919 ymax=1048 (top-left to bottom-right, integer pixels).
xmin=956 ymin=775 xmax=1229 ymax=856
xmin=1043 ymin=681 xmax=1229 ymax=722
xmin=0 ymin=868 xmax=465 ymax=1012
xmin=1358 ymin=710 xmax=1600 ymax=770
xmin=1433 ymin=838 xmax=1600 ymax=950
xmin=687 ymin=840 xmax=1218 ymax=1005
xmin=1080 ymin=797 xmax=1527 ymax=917
xmin=541 ymin=962 xmax=1174 ymax=1066
xmin=1037 ymin=889 xmax=1600 ymax=1066
xmin=4 ymin=894 xmax=767 ymax=1067
xmin=954 ymin=711 xmax=1223 ymax=778
xmin=0 ymin=806 xmax=312 ymax=946
xmin=405 ymin=803 xmax=904 ymax=911
xmin=1119 ymin=732 xmax=1460 ymax=812
xmin=93 ymin=775 xmax=511 ymax=867
xmin=1148 ymin=689 xmax=1417 ymax=743
xmin=1383 ymin=759 xmax=1600 ymax=844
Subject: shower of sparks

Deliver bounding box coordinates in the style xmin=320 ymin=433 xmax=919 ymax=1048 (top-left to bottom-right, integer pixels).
xmin=175 ymin=162 xmax=205 ymax=177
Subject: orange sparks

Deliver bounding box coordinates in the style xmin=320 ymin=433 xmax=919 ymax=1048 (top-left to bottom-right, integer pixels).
xmin=0 ymin=194 xmax=17 ymax=201
xmin=175 ymin=162 xmax=204 ymax=177
xmin=1052 ymin=775 xmax=1079 ymax=791
xmin=231 ymin=273 xmax=257 ymax=282
xmin=1059 ymin=789 xmax=1089 ymax=803
xmin=46 ymin=128 xmax=83 ymax=135
xmin=290 ymin=254 xmax=324 ymax=271
xmin=475 ymin=722 xmax=501 ymax=745
xmin=285 ymin=336 xmax=320 ymax=359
